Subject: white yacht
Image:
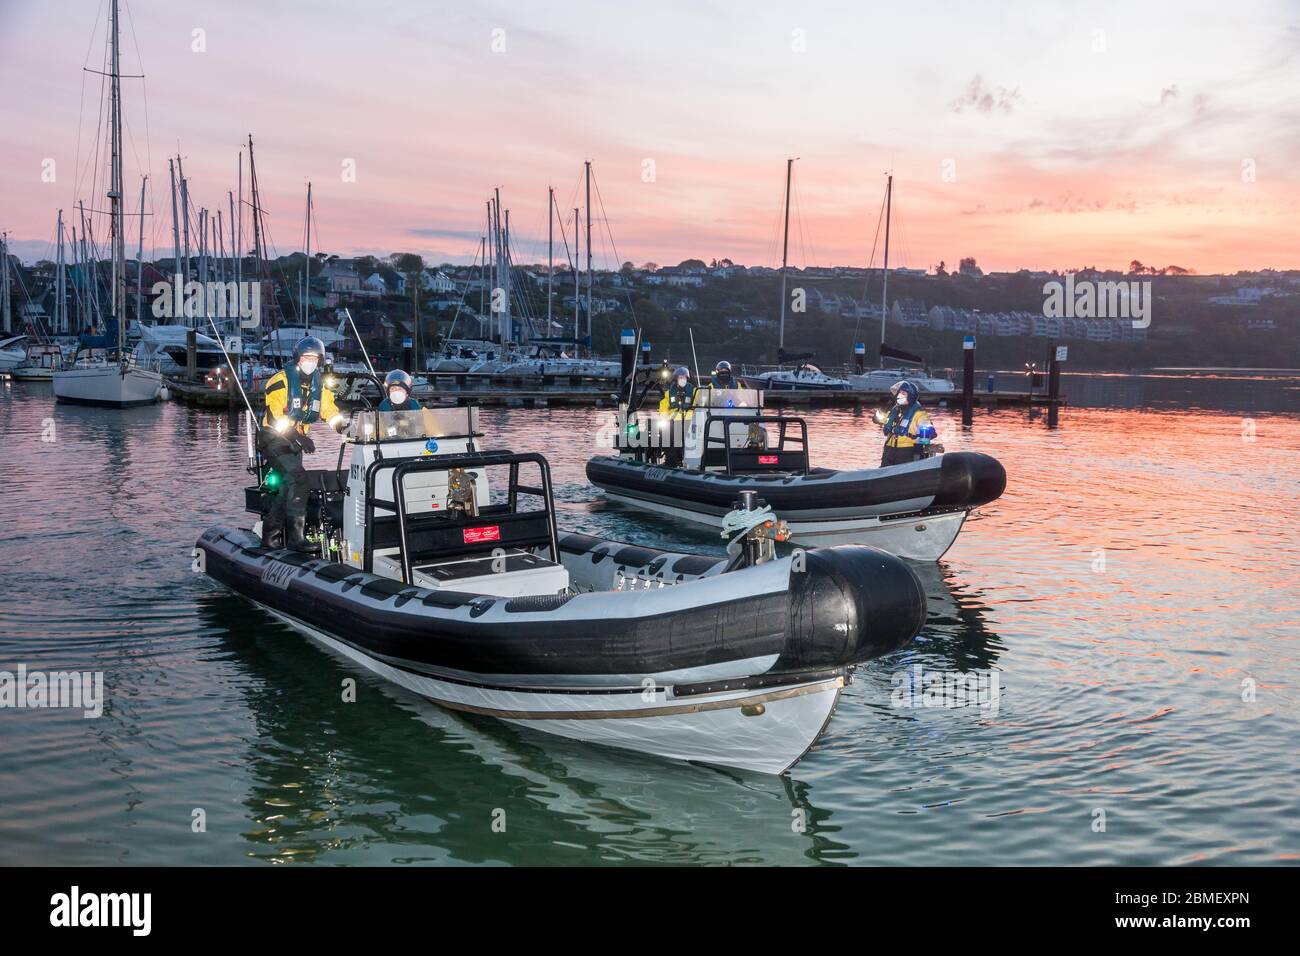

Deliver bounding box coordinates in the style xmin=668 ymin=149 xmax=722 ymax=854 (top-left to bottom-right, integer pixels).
xmin=745 ymin=364 xmax=852 ymax=391
xmin=847 ymin=366 xmax=956 ymax=394
xmin=11 ymin=343 xmax=65 ymax=381
xmin=51 ymin=0 xmax=162 ymax=408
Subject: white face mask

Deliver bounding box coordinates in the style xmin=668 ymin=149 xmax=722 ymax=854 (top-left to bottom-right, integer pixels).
xmin=896 ymin=393 xmax=908 ymax=405
xmin=389 ymin=388 xmax=408 ymax=406
xmin=299 ymin=358 xmax=319 ymax=376
xmin=676 ymin=377 xmax=687 ymax=387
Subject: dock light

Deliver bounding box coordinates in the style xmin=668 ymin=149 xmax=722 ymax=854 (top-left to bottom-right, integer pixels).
xmin=325 ymin=374 xmax=338 ymax=388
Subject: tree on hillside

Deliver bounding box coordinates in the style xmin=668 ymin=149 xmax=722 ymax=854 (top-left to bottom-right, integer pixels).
xmin=958 ymin=257 xmax=983 ymax=277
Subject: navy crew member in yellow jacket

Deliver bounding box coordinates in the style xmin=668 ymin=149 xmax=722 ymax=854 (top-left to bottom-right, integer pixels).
xmin=880 ymin=380 xmax=933 ymax=467
xmin=260 ymin=336 xmax=348 ymax=551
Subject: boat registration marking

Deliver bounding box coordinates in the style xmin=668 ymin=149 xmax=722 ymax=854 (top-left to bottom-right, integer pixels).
xmin=260 ymin=561 xmax=297 ymax=590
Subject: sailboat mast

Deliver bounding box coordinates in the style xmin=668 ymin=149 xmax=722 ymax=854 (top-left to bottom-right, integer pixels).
xmin=168 ymin=159 xmax=180 ymax=287
xmin=235 ymin=149 xmax=242 ymax=289
xmin=504 ymin=208 xmax=513 ymax=343
xmin=484 ymin=201 xmax=492 ymax=341
xmin=497 ymin=189 xmax=510 ymax=343
xmin=229 ymin=190 xmax=238 ymax=290
xmin=248 ymin=135 xmax=265 ymax=365
xmin=547 ymin=186 xmax=553 ymax=333
xmin=879 ymin=172 xmax=892 ymax=361
xmin=303 ymin=181 xmax=312 ymax=328
xmin=136 ymin=175 xmax=146 ymax=327
xmin=573 ymin=207 xmax=580 ymax=345
xmin=56 ymin=211 xmax=67 ymax=334
xmin=1 ymin=233 xmax=10 ymax=335
xmin=108 ymin=0 xmax=125 ymax=355
xmin=778 ymin=157 xmax=793 ymax=351
xmin=178 ymin=158 xmax=190 ymax=303
xmin=584 ymin=161 xmax=592 ymax=352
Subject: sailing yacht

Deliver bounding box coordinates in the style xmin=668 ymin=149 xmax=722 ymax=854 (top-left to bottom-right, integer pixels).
xmin=849 ymin=174 xmax=956 ymax=394
xmin=52 ymin=0 xmax=162 ymax=408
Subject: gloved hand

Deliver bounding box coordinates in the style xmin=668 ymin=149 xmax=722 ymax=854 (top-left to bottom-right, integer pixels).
xmin=293 ymin=431 xmax=316 ymax=454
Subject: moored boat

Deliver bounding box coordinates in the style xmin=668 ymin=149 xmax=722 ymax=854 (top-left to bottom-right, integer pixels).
xmin=10 ymin=343 xmax=65 ymax=381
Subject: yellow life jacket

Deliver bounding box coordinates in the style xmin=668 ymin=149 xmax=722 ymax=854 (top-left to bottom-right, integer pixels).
xmin=261 ymin=368 xmax=341 ymax=433
xmin=884 ymin=405 xmax=929 ymax=449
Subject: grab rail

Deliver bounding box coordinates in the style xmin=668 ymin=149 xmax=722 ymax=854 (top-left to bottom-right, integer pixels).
xmin=701 ymin=414 xmax=810 ymax=475
xmin=371 ymin=450 xmax=561 ymax=583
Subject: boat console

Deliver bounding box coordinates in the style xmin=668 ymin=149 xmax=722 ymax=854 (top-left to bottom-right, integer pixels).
xmin=618 ymin=387 xmax=810 ymax=475
xmin=246 ymin=404 xmax=569 ymax=597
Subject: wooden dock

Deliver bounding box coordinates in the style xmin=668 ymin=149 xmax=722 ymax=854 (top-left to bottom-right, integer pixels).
xmin=165 ymin=376 xmax=256 ymax=409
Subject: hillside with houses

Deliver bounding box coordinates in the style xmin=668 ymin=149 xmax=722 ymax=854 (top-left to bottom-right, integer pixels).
xmin=3 ymin=245 xmax=1296 ymax=371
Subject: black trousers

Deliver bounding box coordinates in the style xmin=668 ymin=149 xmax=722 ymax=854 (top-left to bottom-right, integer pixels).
xmin=881 ymin=443 xmax=921 ymax=467
xmin=258 ymin=430 xmax=309 ymax=532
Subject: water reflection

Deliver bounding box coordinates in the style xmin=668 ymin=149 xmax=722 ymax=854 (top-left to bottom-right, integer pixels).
xmin=200 ymin=594 xmax=840 ymax=865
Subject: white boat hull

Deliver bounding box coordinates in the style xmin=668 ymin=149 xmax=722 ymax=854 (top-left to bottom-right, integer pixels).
xmin=53 ymin=364 xmax=162 ymax=407
xmin=603 ymin=490 xmax=968 ymax=561
xmin=262 ymin=606 xmax=844 ymax=775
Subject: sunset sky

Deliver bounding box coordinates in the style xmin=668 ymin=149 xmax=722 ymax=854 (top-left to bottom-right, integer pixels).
xmin=1 ymin=0 xmax=1297 ymax=274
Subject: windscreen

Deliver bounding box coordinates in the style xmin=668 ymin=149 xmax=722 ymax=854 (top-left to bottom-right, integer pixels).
xmin=346 ymin=407 xmax=476 ymax=443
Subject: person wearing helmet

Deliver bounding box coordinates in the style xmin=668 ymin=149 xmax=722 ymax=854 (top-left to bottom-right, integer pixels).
xmin=658 ymin=366 xmax=696 ymax=466
xmin=259 ymin=336 xmax=348 ymax=551
xmin=880 ymin=379 xmax=932 ymax=467
xmin=709 ymin=360 xmax=735 ymax=389
xmin=378 ymin=369 xmax=422 ymax=411
xmin=658 ymin=366 xmax=696 ymax=418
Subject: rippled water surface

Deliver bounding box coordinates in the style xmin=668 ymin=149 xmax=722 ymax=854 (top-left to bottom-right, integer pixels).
xmin=1 ymin=374 xmax=1297 ymax=865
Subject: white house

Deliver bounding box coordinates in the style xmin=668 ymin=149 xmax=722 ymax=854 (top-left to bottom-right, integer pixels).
xmin=319 ymin=260 xmax=360 ymax=293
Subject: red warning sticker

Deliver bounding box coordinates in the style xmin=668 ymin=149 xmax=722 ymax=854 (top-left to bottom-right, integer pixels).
xmin=463 ymin=525 xmax=501 ymax=544
xmin=757 ymin=455 xmax=779 ymax=465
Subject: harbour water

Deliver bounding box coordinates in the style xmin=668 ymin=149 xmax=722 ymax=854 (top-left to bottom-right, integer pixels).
xmin=1 ymin=374 xmax=1297 ymax=865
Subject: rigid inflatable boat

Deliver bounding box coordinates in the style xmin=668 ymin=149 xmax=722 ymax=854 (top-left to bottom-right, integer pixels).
xmin=587 ymin=387 xmax=1006 ymax=560
xmin=197 ymin=404 xmax=926 ymax=774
